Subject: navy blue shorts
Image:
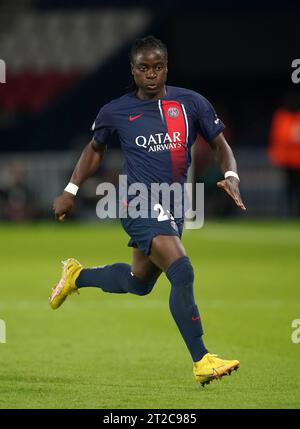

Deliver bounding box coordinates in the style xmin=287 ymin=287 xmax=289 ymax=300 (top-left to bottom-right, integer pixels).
xmin=121 ymin=216 xmax=184 ymax=256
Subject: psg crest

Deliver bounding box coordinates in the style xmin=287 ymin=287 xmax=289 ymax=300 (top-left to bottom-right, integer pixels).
xmin=170 ymin=220 xmax=179 ymax=232
xmin=167 ymin=107 xmax=179 ymax=118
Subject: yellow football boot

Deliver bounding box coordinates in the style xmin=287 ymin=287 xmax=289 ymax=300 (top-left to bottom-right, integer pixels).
xmin=49 ymin=258 xmax=82 ymax=310
xmin=193 ymin=353 xmax=240 ymax=386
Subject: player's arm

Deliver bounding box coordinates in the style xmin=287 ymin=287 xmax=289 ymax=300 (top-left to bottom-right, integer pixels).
xmin=209 ymin=132 xmax=246 ymax=211
xmin=53 ymin=139 xmax=106 ymax=221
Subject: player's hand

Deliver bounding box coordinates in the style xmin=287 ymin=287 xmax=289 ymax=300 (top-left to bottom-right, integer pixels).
xmin=53 ymin=192 xmax=76 ymax=221
xmin=217 ymin=177 xmax=246 ymax=211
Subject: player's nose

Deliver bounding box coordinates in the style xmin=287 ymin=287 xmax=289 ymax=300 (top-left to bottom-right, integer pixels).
xmin=146 ymin=69 xmax=157 ymax=79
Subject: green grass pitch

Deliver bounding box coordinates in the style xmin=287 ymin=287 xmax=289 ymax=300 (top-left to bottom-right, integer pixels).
xmin=0 ymin=220 xmax=300 ymax=409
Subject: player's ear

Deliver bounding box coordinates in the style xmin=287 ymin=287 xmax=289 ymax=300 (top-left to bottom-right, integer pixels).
xmin=130 ymin=62 xmax=134 ymax=75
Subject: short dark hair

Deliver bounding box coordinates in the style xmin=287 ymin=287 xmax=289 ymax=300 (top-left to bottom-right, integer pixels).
xmin=130 ymin=35 xmax=168 ymax=63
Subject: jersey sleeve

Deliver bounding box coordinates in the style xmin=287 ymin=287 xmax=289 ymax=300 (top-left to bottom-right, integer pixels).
xmin=193 ymin=93 xmax=225 ymax=141
xmin=91 ymin=104 xmax=115 ymax=146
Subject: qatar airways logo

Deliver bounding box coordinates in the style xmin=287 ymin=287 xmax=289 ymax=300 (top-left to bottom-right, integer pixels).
xmin=135 ymin=132 xmax=182 ymax=152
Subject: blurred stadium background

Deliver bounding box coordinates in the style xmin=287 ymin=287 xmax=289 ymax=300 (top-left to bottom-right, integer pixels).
xmin=1 ymin=0 xmax=300 ymax=220
xmin=1 ymin=0 xmax=300 ymax=410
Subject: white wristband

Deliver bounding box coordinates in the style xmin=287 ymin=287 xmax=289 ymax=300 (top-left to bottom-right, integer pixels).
xmin=64 ymin=183 xmax=79 ymax=195
xmin=224 ymin=171 xmax=240 ymax=181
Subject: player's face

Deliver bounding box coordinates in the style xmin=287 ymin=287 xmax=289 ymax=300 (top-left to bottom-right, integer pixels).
xmin=131 ymin=48 xmax=168 ymax=100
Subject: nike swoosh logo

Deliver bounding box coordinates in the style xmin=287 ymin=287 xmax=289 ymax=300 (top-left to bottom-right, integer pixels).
xmin=192 ymin=316 xmax=200 ymax=321
xmin=129 ymin=114 xmax=143 ymax=121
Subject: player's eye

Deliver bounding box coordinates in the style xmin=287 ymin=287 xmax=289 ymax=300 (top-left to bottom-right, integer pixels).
xmin=138 ymin=65 xmax=147 ymax=72
xmin=156 ymin=65 xmax=163 ymax=70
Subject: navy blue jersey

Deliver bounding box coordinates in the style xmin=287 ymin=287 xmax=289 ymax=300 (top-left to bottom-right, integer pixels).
xmin=92 ymin=85 xmax=225 ymax=190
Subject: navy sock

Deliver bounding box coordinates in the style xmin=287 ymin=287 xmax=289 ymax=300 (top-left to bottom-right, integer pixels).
xmin=76 ymin=263 xmax=157 ymax=296
xmin=166 ymin=256 xmax=208 ymax=362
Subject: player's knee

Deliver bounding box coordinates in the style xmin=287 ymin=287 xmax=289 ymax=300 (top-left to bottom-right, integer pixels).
xmin=166 ymin=256 xmax=194 ymax=287
xmin=135 ymin=284 xmax=153 ymax=296
xmin=128 ymin=274 xmax=158 ymax=296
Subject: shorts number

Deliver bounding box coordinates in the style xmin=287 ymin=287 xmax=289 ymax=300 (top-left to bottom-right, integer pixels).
xmin=153 ymin=203 xmax=169 ymax=222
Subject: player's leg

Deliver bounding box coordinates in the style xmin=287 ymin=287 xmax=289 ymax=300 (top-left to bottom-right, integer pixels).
xmin=49 ymin=249 xmax=161 ymax=309
xmin=149 ymin=235 xmax=239 ymax=385
xmin=75 ymin=247 xmax=160 ymax=293
xmin=149 ymin=235 xmax=208 ymax=363
xmin=131 ymin=247 xmax=162 ymax=282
